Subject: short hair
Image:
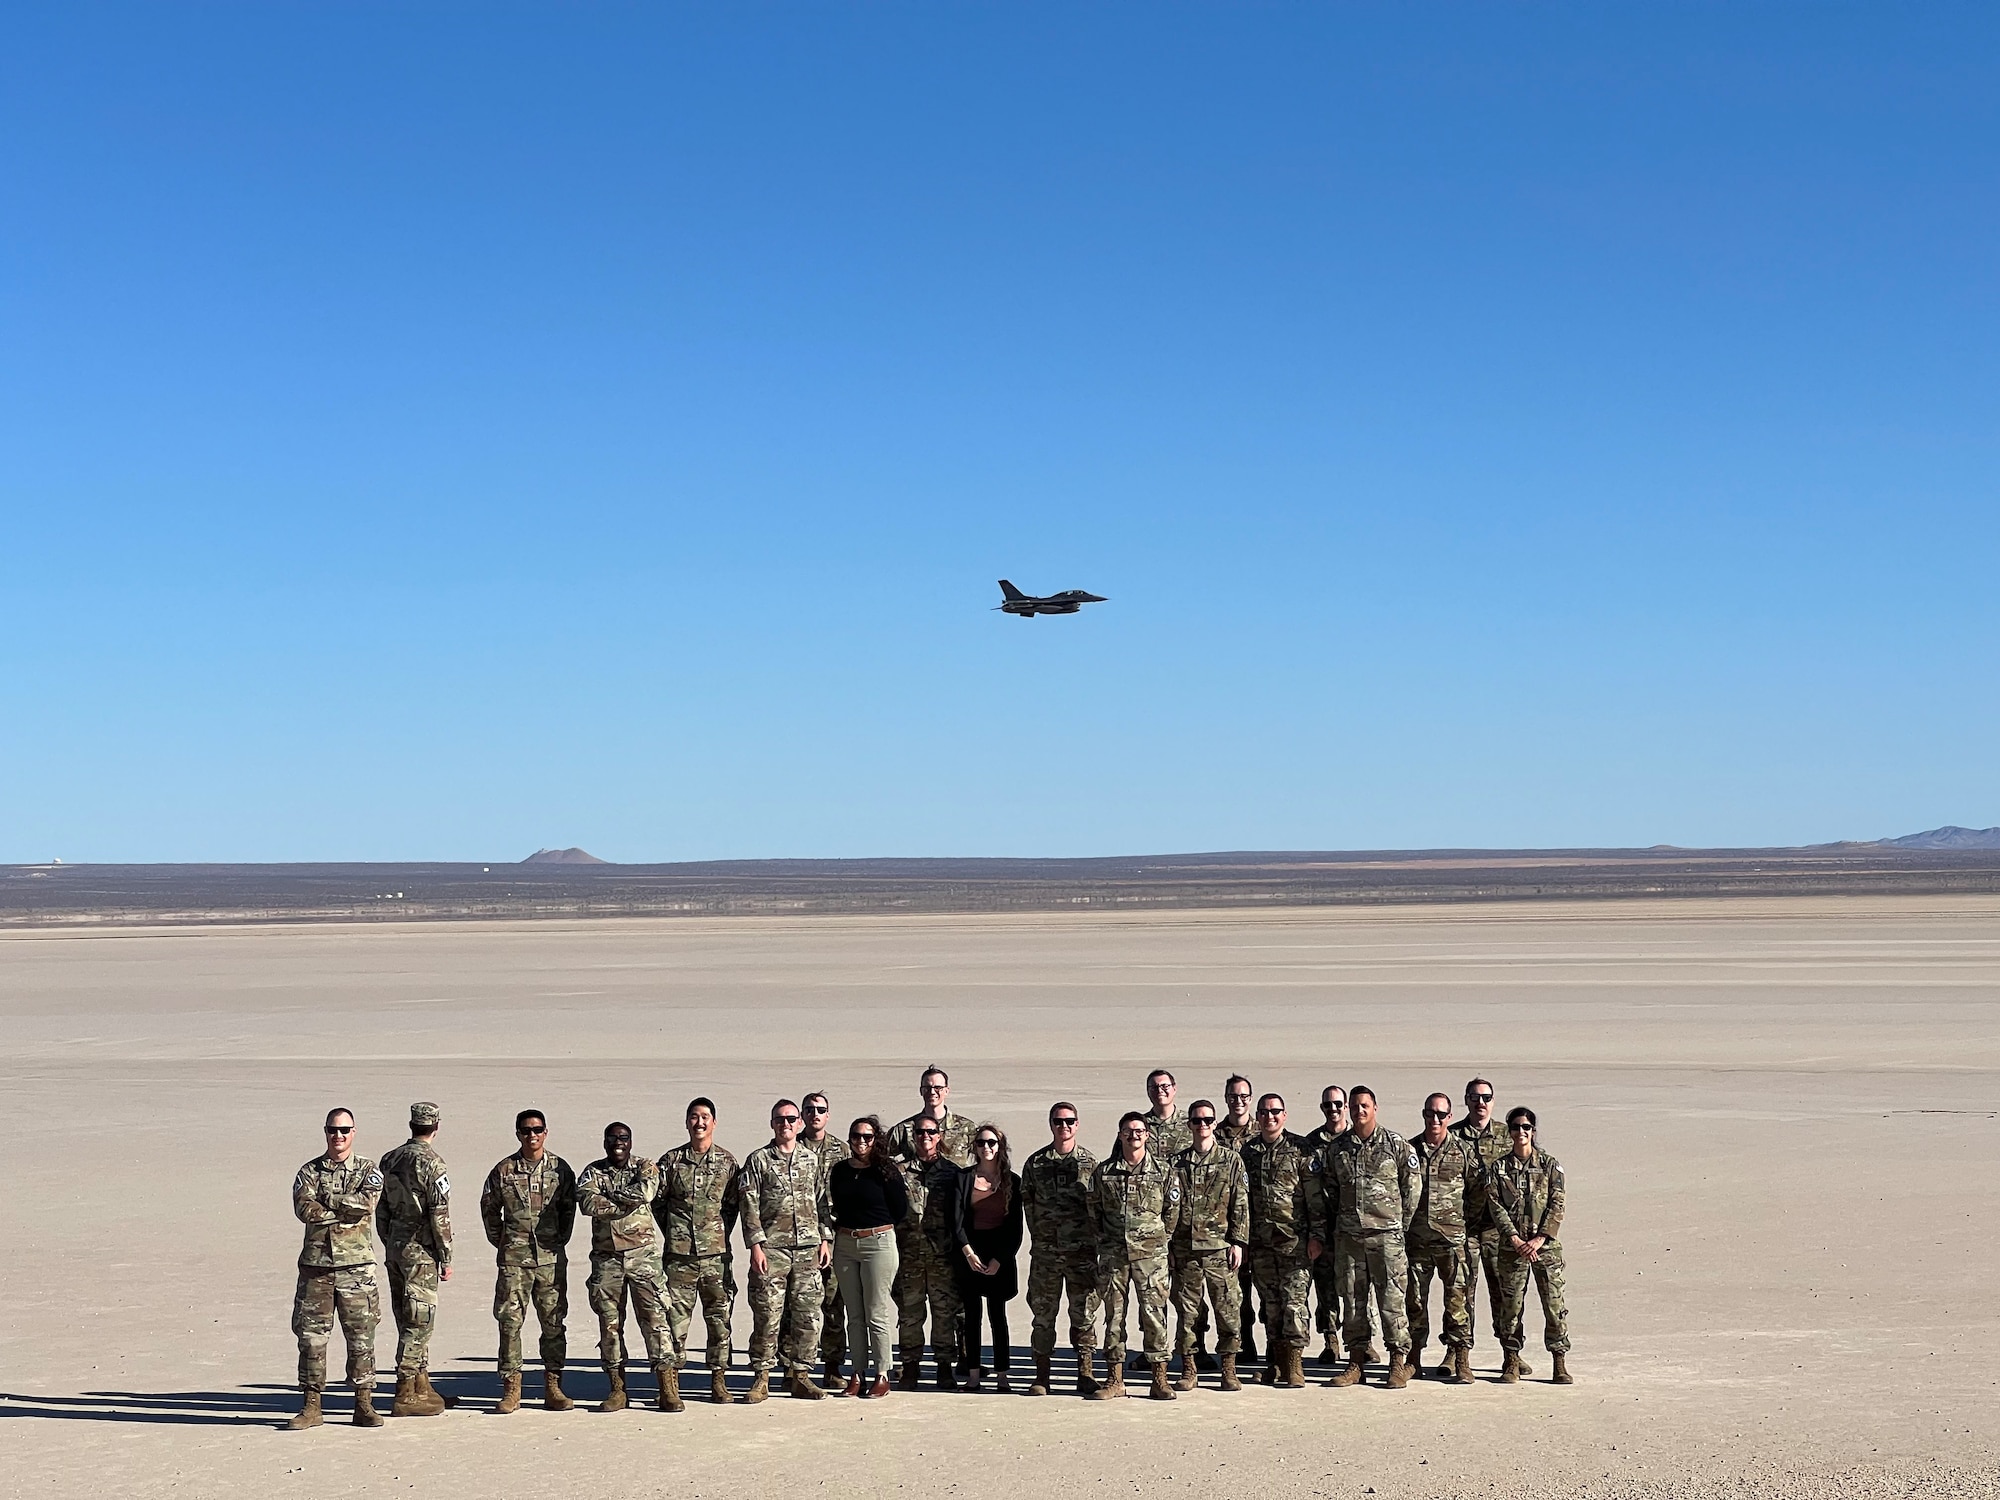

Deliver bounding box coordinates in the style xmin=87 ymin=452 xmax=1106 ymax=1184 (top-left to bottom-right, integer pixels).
xmin=921 ymin=1065 xmax=950 ymax=1087
xmin=1049 ymin=1100 xmax=1079 ymax=1122
xmin=1425 ymin=1092 xmax=1452 ymax=1113
xmin=1147 ymin=1068 xmax=1176 ymax=1087
xmin=515 ymin=1109 xmax=545 ymax=1131
xmin=771 ymin=1098 xmax=800 ymax=1118
xmin=1225 ymin=1074 xmax=1252 ymax=1093
xmin=1349 ymin=1085 xmax=1376 ymax=1107
xmin=1466 ymin=1077 xmax=1494 ymax=1099
xmin=1320 ymin=1083 xmax=1347 ymax=1103
xmin=325 ymin=1106 xmax=354 ymax=1127
xmin=802 ymin=1090 xmax=829 ymax=1108
xmin=1258 ymin=1093 xmax=1285 ymax=1113
xmin=604 ymin=1120 xmax=631 ymax=1138
xmin=1507 ymin=1105 xmax=1537 ymax=1130
xmin=1118 ymin=1110 xmax=1149 ymax=1133
xmin=1188 ymin=1098 xmax=1217 ymax=1119
xmin=687 ymin=1097 xmax=717 ymax=1119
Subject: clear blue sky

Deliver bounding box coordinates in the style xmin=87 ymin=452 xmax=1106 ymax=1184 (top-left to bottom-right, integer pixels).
xmin=3 ymin=5 xmax=1994 ymax=862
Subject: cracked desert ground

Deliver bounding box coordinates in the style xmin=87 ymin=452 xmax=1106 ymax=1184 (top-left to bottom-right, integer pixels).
xmin=2 ymin=896 xmax=1995 ymax=1499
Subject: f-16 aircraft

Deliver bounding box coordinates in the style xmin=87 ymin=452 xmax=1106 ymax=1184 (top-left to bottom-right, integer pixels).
xmin=995 ymin=580 xmax=1109 ymax=617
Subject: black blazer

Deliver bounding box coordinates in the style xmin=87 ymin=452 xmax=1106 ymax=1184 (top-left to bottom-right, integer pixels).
xmin=952 ymin=1168 xmax=1025 ymax=1300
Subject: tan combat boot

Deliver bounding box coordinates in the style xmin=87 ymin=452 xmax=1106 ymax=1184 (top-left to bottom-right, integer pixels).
xmin=1386 ymin=1353 xmax=1412 ymax=1389
xmin=744 ymin=1370 xmax=770 ymax=1404
xmin=1087 ymin=1361 xmax=1124 ymax=1400
xmin=1075 ymin=1348 xmax=1099 ymax=1396
xmin=1285 ymin=1346 xmax=1308 ymax=1388
xmin=392 ymin=1373 xmax=444 ymax=1417
xmin=1452 ymin=1346 xmax=1474 ymax=1385
xmin=1327 ymin=1353 xmax=1366 ymax=1388
xmin=352 ymin=1386 xmax=384 ymax=1427
xmin=1501 ymin=1351 xmax=1523 ymax=1383
xmin=710 ymin=1367 xmax=735 ymax=1404
xmin=1218 ymin=1353 xmax=1242 ymax=1391
xmin=1551 ymin=1353 xmax=1573 ymax=1385
xmin=595 ymin=1367 xmax=628 ymax=1413
xmin=283 ymin=1389 xmax=323 ymax=1430
xmin=494 ymin=1372 xmax=522 ymax=1413
xmin=1173 ymin=1349 xmax=1197 ymax=1392
xmin=656 ymin=1365 xmax=684 ymax=1411
xmin=1517 ymin=1355 xmax=1534 ymax=1376
xmin=790 ymin=1370 xmax=826 ymax=1400
xmin=543 ymin=1369 xmax=574 ymax=1411
xmin=1028 ymin=1353 xmax=1051 ymax=1396
xmin=416 ymin=1369 xmax=457 ymax=1409
xmin=1148 ymin=1362 xmax=1176 ymax=1401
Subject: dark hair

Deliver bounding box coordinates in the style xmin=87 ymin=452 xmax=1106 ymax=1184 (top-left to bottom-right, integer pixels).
xmin=802 ymin=1091 xmax=829 ymax=1109
xmin=972 ymin=1122 xmax=1014 ymax=1208
xmin=1049 ymin=1100 xmax=1079 ymax=1123
xmin=1225 ymin=1074 xmax=1252 ymax=1093
xmin=1425 ymin=1093 xmax=1452 ymax=1114
xmin=604 ymin=1121 xmax=631 ymax=1138
xmin=1349 ymin=1085 xmax=1376 ymax=1107
xmin=687 ymin=1097 xmax=717 ymax=1119
xmin=325 ymin=1106 xmax=354 ymax=1127
xmin=1258 ymin=1093 xmax=1285 ymax=1113
xmin=1147 ymin=1068 xmax=1176 ymax=1087
xmin=921 ymin=1065 xmax=950 ymax=1087
xmin=771 ymin=1098 xmax=800 ymax=1120
xmin=847 ymin=1115 xmax=899 ymax=1183
xmin=1188 ymin=1098 xmax=1217 ymax=1120
xmin=1118 ymin=1110 xmax=1149 ymax=1133
xmin=1507 ymin=1105 xmax=1537 ymax=1131
xmin=1321 ymin=1084 xmax=1347 ymax=1104
xmin=515 ymin=1109 xmax=545 ymax=1132
xmin=1466 ymin=1077 xmax=1494 ymax=1099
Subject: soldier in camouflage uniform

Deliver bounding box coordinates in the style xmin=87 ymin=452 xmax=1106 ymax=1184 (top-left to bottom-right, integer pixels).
xmin=1107 ymin=1071 xmax=1195 ymax=1370
xmin=376 ymin=1102 xmax=453 ymax=1417
xmin=1240 ymin=1094 xmax=1315 ymax=1389
xmin=1085 ymin=1112 xmax=1183 ymax=1401
xmin=1169 ymin=1101 xmax=1249 ymax=1392
xmin=287 ymin=1108 xmax=384 ymax=1430
xmin=894 ymin=1115 xmax=964 ymax=1389
xmin=1407 ymin=1093 xmax=1482 ymax=1385
xmin=1019 ymin=1101 xmax=1100 ymax=1396
xmin=480 ymin=1109 xmax=577 ymax=1413
xmin=1299 ymin=1085 xmax=1362 ymax=1366
xmin=738 ymin=1099 xmax=834 ymax=1402
xmin=798 ymin=1091 xmax=851 ymax=1391
xmin=886 ymin=1065 xmax=978 ymax=1166
xmin=1320 ymin=1085 xmax=1421 ymax=1389
xmin=577 ymin=1122 xmax=678 ymax=1412
xmin=654 ymin=1097 xmax=742 ymax=1404
xmin=1450 ymin=1076 xmax=1525 ymax=1370
xmin=1487 ymin=1106 xmax=1571 ymax=1384
xmin=1215 ymin=1075 xmax=1262 ymax=1367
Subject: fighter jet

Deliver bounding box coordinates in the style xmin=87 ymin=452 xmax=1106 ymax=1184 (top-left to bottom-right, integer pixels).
xmin=995 ymin=580 xmax=1108 ymax=617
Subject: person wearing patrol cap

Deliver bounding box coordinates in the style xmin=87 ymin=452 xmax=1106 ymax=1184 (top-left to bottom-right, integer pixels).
xmin=378 ymin=1102 xmax=454 ymax=1415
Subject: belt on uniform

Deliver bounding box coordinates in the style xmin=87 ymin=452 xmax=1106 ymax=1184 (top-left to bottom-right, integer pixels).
xmin=838 ymin=1224 xmax=895 ymax=1238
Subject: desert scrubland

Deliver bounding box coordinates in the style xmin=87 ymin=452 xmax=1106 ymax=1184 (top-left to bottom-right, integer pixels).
xmin=1 ymin=896 xmax=1996 ymax=1498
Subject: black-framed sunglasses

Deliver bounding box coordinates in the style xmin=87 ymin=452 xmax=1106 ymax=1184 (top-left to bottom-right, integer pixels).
xmin=1507 ymin=1123 xmax=1534 ymax=1133
xmin=849 ymin=1130 xmax=876 ymax=1142
xmin=1321 ymin=1100 xmax=1346 ymax=1111
xmin=803 ymin=1103 xmax=829 ymax=1114
xmin=1051 ymin=1116 xmax=1078 ymax=1127
xmin=775 ymin=1114 xmax=801 ymax=1125
xmin=1422 ymin=1109 xmax=1449 ymax=1119
xmin=1256 ymin=1107 xmax=1283 ymax=1117
xmin=976 ymin=1138 xmax=1001 ymax=1149
xmin=915 ymin=1126 xmax=942 ymax=1137
xmin=324 ymin=1125 xmax=354 ymax=1135
xmin=1471 ymin=1093 xmax=1494 ymax=1104
xmin=1188 ymin=1114 xmax=1216 ymax=1126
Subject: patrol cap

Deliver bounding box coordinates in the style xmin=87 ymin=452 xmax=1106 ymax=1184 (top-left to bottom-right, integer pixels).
xmin=410 ymin=1101 xmax=442 ymax=1128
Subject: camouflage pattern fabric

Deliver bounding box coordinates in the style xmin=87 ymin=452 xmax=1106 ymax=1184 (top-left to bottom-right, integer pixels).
xmin=1495 ymin=1241 xmax=1570 ymax=1354
xmin=1450 ymin=1117 xmax=1512 ymax=1346
xmin=1247 ymin=1244 xmax=1311 ymax=1349
xmin=800 ymin=1133 xmax=851 ymax=1365
xmin=1318 ymin=1127 xmax=1419 ymax=1357
xmin=292 ymin=1264 xmax=379 ymax=1391
xmin=895 ymin=1155 xmax=963 ymax=1360
xmin=665 ymin=1254 xmax=733 ymax=1371
xmin=1337 ymin=1229 xmax=1412 ymax=1355
xmin=1021 ymin=1142 xmax=1100 ymax=1356
xmin=480 ymin=1153 xmax=577 ymax=1267
xmin=385 ymin=1258 xmax=441 ymax=1377
xmin=738 ymin=1142 xmax=832 ymax=1252
xmin=1407 ymin=1238 xmax=1472 ymax=1353
xmin=1297 ymin=1122 xmax=1348 ymax=1343
xmin=1086 ymin=1151 xmax=1181 ymax=1364
xmin=1107 ymin=1107 xmax=1192 ymax=1164
xmin=579 ymin=1157 xmax=673 ymax=1368
xmin=1240 ymin=1132 xmax=1313 ymax=1350
xmin=377 ymin=1137 xmax=451 ymax=1375
xmin=1406 ymin=1132 xmax=1482 ymax=1354
xmin=493 ymin=1261 xmax=568 ymax=1374
xmin=1172 ymin=1142 xmax=1249 ymax=1252
xmin=294 ymin=1154 xmax=384 ymax=1269
xmin=1485 ymin=1144 xmax=1568 ymax=1352
xmin=1213 ymin=1117 xmax=1261 ymax=1348
xmin=887 ymin=1109 xmax=978 ymax=1167
xmin=577 ymin=1157 xmax=663 ymax=1255
xmin=653 ymin=1143 xmax=742 ymax=1257
xmin=748 ymin=1245 xmax=823 ymax=1374
xmin=1171 ymin=1246 xmax=1241 ymax=1354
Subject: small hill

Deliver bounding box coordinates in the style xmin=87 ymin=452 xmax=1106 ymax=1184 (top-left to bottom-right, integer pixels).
xmin=521 ymin=847 xmax=610 ymax=865
xmin=1879 ymin=826 xmax=2000 ymax=850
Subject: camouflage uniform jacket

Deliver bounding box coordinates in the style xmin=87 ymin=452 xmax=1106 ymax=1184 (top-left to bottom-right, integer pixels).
xmin=1215 ymin=1117 xmax=1255 ymax=1153
xmin=1020 ymin=1143 xmax=1099 ymax=1257
xmin=480 ymin=1152 xmax=577 ymax=1267
xmin=376 ymin=1137 xmax=452 ymax=1267
xmin=800 ymin=1132 xmax=850 ymax=1189
xmin=653 ymin=1143 xmax=741 ymax=1257
xmin=1319 ymin=1127 xmax=1420 ymax=1237
xmin=1086 ymin=1151 xmax=1182 ymax=1260
xmin=1240 ymin=1133 xmax=1313 ymax=1253
xmin=1107 ymin=1108 xmax=1192 ymax=1163
xmin=1409 ymin=1133 xmax=1483 ymax=1243
xmin=577 ymin=1157 xmax=663 ymax=1255
xmin=295 ymin=1154 xmax=383 ymax=1269
xmin=1484 ymin=1147 xmax=1565 ymax=1247
xmin=887 ymin=1109 xmax=977 ymax=1167
xmin=1448 ymin=1118 xmax=1507 ymax=1232
xmin=896 ymin=1155 xmax=963 ymax=1257
xmin=738 ymin=1142 xmax=831 ymax=1251
xmin=1172 ymin=1142 xmax=1249 ymax=1253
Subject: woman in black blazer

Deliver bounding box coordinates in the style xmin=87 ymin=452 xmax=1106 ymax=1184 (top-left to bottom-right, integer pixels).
xmin=953 ymin=1123 xmax=1025 ymax=1392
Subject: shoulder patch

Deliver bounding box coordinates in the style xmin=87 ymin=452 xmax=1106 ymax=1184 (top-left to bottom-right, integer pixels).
xmin=364 ymin=1171 xmax=383 ymax=1190
xmin=435 ymin=1175 xmax=450 ymax=1198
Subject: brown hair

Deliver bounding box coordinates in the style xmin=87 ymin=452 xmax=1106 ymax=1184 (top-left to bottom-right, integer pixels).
xmin=971 ymin=1121 xmax=1013 ymax=1209
xmin=847 ymin=1114 xmax=899 ymax=1185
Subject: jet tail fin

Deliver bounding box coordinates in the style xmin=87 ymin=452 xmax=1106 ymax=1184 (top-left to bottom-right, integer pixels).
xmin=998 ymin=579 xmax=1026 ymax=602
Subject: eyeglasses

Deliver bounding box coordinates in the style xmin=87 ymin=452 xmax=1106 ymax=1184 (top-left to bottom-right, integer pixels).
xmin=1225 ymin=1093 xmax=1251 ymax=1103
xmin=1321 ymin=1100 xmax=1345 ymax=1112
xmin=1422 ymin=1109 xmax=1449 ymax=1120
xmin=976 ymin=1138 xmax=1001 ymax=1150
xmin=1507 ymin=1123 xmax=1533 ymax=1133
xmin=921 ymin=1083 xmax=947 ymax=1094
xmin=803 ymin=1104 xmax=828 ymax=1114
xmin=517 ymin=1126 xmax=546 ymax=1136
xmin=1256 ymin=1108 xmax=1283 ymax=1117
xmin=1470 ymin=1093 xmax=1494 ymax=1104
xmin=775 ymin=1114 xmax=800 ymax=1125
xmin=1188 ymin=1114 xmax=1215 ymax=1126
xmin=849 ymin=1131 xmax=875 ymax=1142
xmin=324 ymin=1125 xmax=354 ymax=1135
xmin=915 ymin=1126 xmax=942 ymax=1137
xmin=1051 ymin=1117 xmax=1078 ymax=1127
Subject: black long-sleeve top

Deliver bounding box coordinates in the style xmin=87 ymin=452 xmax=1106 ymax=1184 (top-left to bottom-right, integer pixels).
xmin=829 ymin=1157 xmax=911 ymax=1231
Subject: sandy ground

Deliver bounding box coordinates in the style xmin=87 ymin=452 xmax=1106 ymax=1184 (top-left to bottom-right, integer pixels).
xmin=1 ymin=896 xmax=1996 ymax=1498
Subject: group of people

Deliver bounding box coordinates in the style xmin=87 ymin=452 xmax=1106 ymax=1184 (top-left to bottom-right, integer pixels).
xmin=286 ymin=1067 xmax=1571 ymax=1430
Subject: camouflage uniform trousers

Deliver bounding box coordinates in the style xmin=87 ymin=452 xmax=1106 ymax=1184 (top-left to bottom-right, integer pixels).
xmin=1247 ymin=1245 xmax=1311 ymax=1351
xmin=664 ymin=1254 xmax=733 ymax=1369
xmin=293 ymin=1264 xmax=379 ymax=1391
xmin=1405 ymin=1232 xmax=1472 ymax=1354
xmin=385 ymin=1245 xmax=441 ymax=1375
xmin=1314 ymin=1241 xmax=1364 ymax=1353
xmin=1494 ymin=1241 xmax=1570 ymax=1354
xmin=587 ymin=1246 xmax=677 ymax=1370
xmin=1025 ymin=1245 xmax=1099 ymax=1356
xmin=1170 ymin=1246 xmax=1241 ymax=1356
xmin=896 ymin=1245 xmax=962 ymax=1362
xmin=1474 ymin=1227 xmax=1528 ymax=1348
xmin=748 ymin=1246 xmax=823 ymax=1376
xmin=1337 ymin=1230 xmax=1411 ymax=1356
xmin=494 ymin=1260 xmax=568 ymax=1374
xmin=818 ymin=1261 xmax=844 ymax=1365
xmin=1099 ymin=1251 xmax=1172 ymax=1364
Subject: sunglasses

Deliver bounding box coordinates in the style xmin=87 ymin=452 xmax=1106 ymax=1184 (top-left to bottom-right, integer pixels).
xmin=803 ymin=1104 xmax=829 ymax=1114
xmin=1423 ymin=1109 xmax=1449 ymax=1119
xmin=1508 ymin=1123 xmax=1533 ymax=1133
xmin=1225 ymin=1094 xmax=1251 ymax=1103
xmin=915 ymin=1127 xmax=942 ymax=1137
xmin=1051 ymin=1117 xmax=1078 ymax=1127
xmin=1321 ymin=1101 xmax=1346 ymax=1111
xmin=1256 ymin=1107 xmax=1283 ymax=1117
xmin=1188 ymin=1115 xmax=1215 ymax=1126
xmin=976 ymin=1138 xmax=1001 ymax=1149
xmin=324 ymin=1125 xmax=354 ymax=1135
xmin=1471 ymin=1093 xmax=1494 ymax=1104
xmin=849 ymin=1131 xmax=875 ymax=1142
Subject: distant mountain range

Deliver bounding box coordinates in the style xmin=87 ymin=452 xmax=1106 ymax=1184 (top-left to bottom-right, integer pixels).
xmin=521 ymin=847 xmax=608 ymax=864
xmin=1879 ymin=826 xmax=2000 ymax=850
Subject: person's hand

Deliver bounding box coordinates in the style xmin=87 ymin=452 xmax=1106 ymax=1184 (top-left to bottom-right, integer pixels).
xmin=1226 ymin=1245 xmax=1243 ymax=1273
xmin=441 ymin=1266 xmax=452 ymax=1282
xmin=750 ymin=1244 xmax=768 ymax=1278
xmin=982 ymin=1258 xmax=1000 ymax=1277
xmin=1525 ymin=1235 xmax=1545 ymax=1263
xmin=1307 ymin=1236 xmax=1323 ymax=1262
xmin=817 ymin=1241 xmax=832 ymax=1270
xmin=1510 ymin=1235 xmax=1530 ymax=1260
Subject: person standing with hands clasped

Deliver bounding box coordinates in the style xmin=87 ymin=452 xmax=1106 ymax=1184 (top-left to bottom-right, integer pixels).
xmin=1487 ymin=1107 xmax=1572 ymax=1385
xmin=827 ymin=1115 xmax=908 ymax=1398
xmin=954 ymin=1125 xmax=1024 ymax=1392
